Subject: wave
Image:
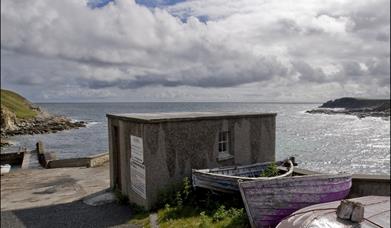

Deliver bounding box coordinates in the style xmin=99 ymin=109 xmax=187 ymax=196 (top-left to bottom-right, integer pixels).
xmin=87 ymin=121 xmax=100 ymax=126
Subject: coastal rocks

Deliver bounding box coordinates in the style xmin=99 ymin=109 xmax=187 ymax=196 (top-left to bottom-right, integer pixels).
xmin=1 ymin=116 xmax=86 ymax=137
xmin=0 ymin=139 xmax=12 ymax=147
xmin=307 ymin=97 xmax=390 ymax=119
xmin=1 ymin=89 xmax=87 ymax=138
xmin=1 ymin=106 xmax=18 ymax=131
xmin=320 ymin=97 xmax=390 ymax=109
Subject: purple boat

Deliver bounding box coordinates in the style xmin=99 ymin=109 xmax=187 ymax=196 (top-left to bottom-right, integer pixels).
xmin=238 ymin=173 xmax=352 ymax=228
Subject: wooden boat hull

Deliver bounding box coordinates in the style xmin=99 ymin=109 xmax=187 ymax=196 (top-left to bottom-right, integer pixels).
xmin=192 ymin=160 xmax=294 ymax=193
xmin=238 ymin=174 xmax=352 ymax=228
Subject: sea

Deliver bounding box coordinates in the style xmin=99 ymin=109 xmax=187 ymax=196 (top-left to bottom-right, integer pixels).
xmin=2 ymin=102 xmax=390 ymax=175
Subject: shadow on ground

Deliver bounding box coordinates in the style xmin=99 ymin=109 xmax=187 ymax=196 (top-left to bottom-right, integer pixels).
xmin=1 ymin=200 xmax=137 ymax=228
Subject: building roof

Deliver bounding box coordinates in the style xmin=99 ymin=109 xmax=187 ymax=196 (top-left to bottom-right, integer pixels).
xmin=106 ymin=112 xmax=276 ymax=123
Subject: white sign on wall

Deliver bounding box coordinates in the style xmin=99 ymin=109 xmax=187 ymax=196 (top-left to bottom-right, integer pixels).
xmin=130 ymin=161 xmax=146 ymax=199
xmin=130 ymin=135 xmax=143 ymax=163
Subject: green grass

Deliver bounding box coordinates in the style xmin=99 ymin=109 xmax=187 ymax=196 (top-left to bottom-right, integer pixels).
xmin=128 ymin=212 xmax=151 ymax=227
xmin=1 ymin=89 xmax=38 ymax=119
xmin=158 ymin=205 xmax=248 ymax=228
xmin=127 ymin=177 xmax=250 ymax=228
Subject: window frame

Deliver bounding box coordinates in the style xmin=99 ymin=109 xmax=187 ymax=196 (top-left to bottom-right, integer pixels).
xmin=217 ymin=131 xmax=233 ymax=161
xmin=218 ymin=131 xmax=229 ymax=154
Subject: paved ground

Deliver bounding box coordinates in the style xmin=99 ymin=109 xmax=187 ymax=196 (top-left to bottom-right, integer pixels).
xmin=1 ymin=163 xmax=138 ymax=228
xmin=1 ymin=163 xmax=110 ymax=211
xmin=1 ymin=201 xmax=137 ymax=228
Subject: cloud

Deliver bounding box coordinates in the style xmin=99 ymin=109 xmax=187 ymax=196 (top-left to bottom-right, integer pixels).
xmin=1 ymin=0 xmax=389 ymax=101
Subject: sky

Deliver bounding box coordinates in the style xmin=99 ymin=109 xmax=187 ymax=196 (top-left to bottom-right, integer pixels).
xmin=1 ymin=0 xmax=390 ymax=102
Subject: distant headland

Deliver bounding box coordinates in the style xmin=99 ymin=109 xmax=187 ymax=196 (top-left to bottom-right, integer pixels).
xmin=306 ymin=97 xmax=390 ymax=119
xmin=1 ymin=89 xmax=86 ymax=145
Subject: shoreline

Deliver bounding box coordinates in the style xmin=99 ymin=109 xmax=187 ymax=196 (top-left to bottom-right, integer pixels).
xmin=1 ymin=116 xmax=86 ymax=139
xmin=306 ymin=97 xmax=390 ymax=119
xmin=306 ymin=108 xmax=390 ymax=119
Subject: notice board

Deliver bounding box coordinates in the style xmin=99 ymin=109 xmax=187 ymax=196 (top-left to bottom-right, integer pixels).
xmin=130 ymin=160 xmax=146 ymax=199
xmin=130 ymin=135 xmax=143 ymax=163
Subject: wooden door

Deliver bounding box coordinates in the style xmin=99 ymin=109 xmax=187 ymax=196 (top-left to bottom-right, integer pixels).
xmin=112 ymin=126 xmax=122 ymax=190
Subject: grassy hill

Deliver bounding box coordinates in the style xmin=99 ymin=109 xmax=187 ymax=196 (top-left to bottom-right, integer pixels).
xmin=1 ymin=89 xmax=38 ymax=119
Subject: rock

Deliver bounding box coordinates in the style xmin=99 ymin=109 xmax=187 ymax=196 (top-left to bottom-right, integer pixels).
xmin=337 ymin=200 xmax=354 ymax=220
xmin=1 ymin=115 xmax=87 ymax=137
xmin=307 ymin=97 xmax=390 ymax=119
xmin=1 ymin=106 xmax=18 ymax=131
xmin=0 ymin=138 xmax=12 ymax=147
xmin=1 ymin=90 xmax=87 ymax=137
xmin=336 ymin=200 xmax=365 ymax=223
xmin=351 ymin=202 xmax=364 ymax=223
xmin=321 ymin=97 xmax=390 ymax=109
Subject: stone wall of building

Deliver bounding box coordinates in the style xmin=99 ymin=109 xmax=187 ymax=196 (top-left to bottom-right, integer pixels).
xmin=107 ymin=113 xmax=276 ymax=209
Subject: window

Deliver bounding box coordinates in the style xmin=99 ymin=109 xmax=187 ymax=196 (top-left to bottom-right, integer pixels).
xmin=218 ymin=131 xmax=229 ymax=154
xmin=217 ymin=131 xmax=233 ymax=161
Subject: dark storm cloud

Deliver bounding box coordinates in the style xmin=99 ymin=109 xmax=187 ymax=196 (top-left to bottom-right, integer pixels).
xmin=82 ymin=56 xmax=289 ymax=89
xmin=291 ymin=61 xmax=328 ymax=83
xmin=341 ymin=61 xmax=365 ymax=77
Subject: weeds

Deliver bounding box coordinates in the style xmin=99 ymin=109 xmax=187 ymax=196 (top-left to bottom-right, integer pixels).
xmin=155 ymin=177 xmax=250 ymax=227
xmin=128 ymin=177 xmax=249 ymax=227
xmin=259 ymin=162 xmax=279 ymax=177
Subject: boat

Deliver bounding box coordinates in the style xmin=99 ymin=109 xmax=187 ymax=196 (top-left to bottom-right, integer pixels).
xmin=276 ymin=196 xmax=390 ymax=228
xmin=238 ymin=173 xmax=352 ymax=228
xmin=1 ymin=164 xmax=11 ymax=174
xmin=192 ymin=158 xmax=294 ymax=193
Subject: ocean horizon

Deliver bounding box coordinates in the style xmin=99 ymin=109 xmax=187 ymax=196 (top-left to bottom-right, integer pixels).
xmin=2 ymin=102 xmax=390 ymax=175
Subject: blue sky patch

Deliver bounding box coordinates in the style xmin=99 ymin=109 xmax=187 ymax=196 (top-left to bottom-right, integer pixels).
xmin=87 ymin=0 xmax=186 ymax=9
xmin=87 ymin=0 xmax=114 ymax=9
xmin=87 ymin=0 xmax=208 ymax=23
xmin=136 ymin=0 xmax=186 ymax=8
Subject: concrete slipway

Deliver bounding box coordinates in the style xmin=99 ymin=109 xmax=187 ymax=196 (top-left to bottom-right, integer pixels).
xmin=0 ymin=163 xmax=137 ymax=228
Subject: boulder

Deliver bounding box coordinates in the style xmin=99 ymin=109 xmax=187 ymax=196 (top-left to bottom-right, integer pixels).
xmin=1 ymin=106 xmax=18 ymax=131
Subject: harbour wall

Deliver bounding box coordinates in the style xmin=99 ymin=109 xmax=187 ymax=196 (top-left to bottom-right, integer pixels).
xmin=45 ymin=152 xmax=109 ymax=168
xmin=35 ymin=141 xmax=109 ymax=168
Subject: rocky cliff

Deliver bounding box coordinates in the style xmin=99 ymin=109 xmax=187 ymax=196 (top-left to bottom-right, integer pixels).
xmin=1 ymin=89 xmax=86 ymax=138
xmin=307 ymin=97 xmax=390 ymax=119
xmin=1 ymin=105 xmax=18 ymax=131
xmin=320 ymin=97 xmax=390 ymax=109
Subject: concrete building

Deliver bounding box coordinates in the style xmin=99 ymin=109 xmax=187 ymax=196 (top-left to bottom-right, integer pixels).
xmin=106 ymin=112 xmax=276 ymax=209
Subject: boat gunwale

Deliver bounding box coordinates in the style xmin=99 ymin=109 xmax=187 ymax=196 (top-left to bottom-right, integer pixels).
xmin=193 ymin=160 xmax=294 ymax=181
xmin=238 ymin=173 xmax=352 ymax=188
xmin=238 ymin=173 xmax=353 ymax=228
xmin=195 ymin=160 xmax=284 ymax=173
